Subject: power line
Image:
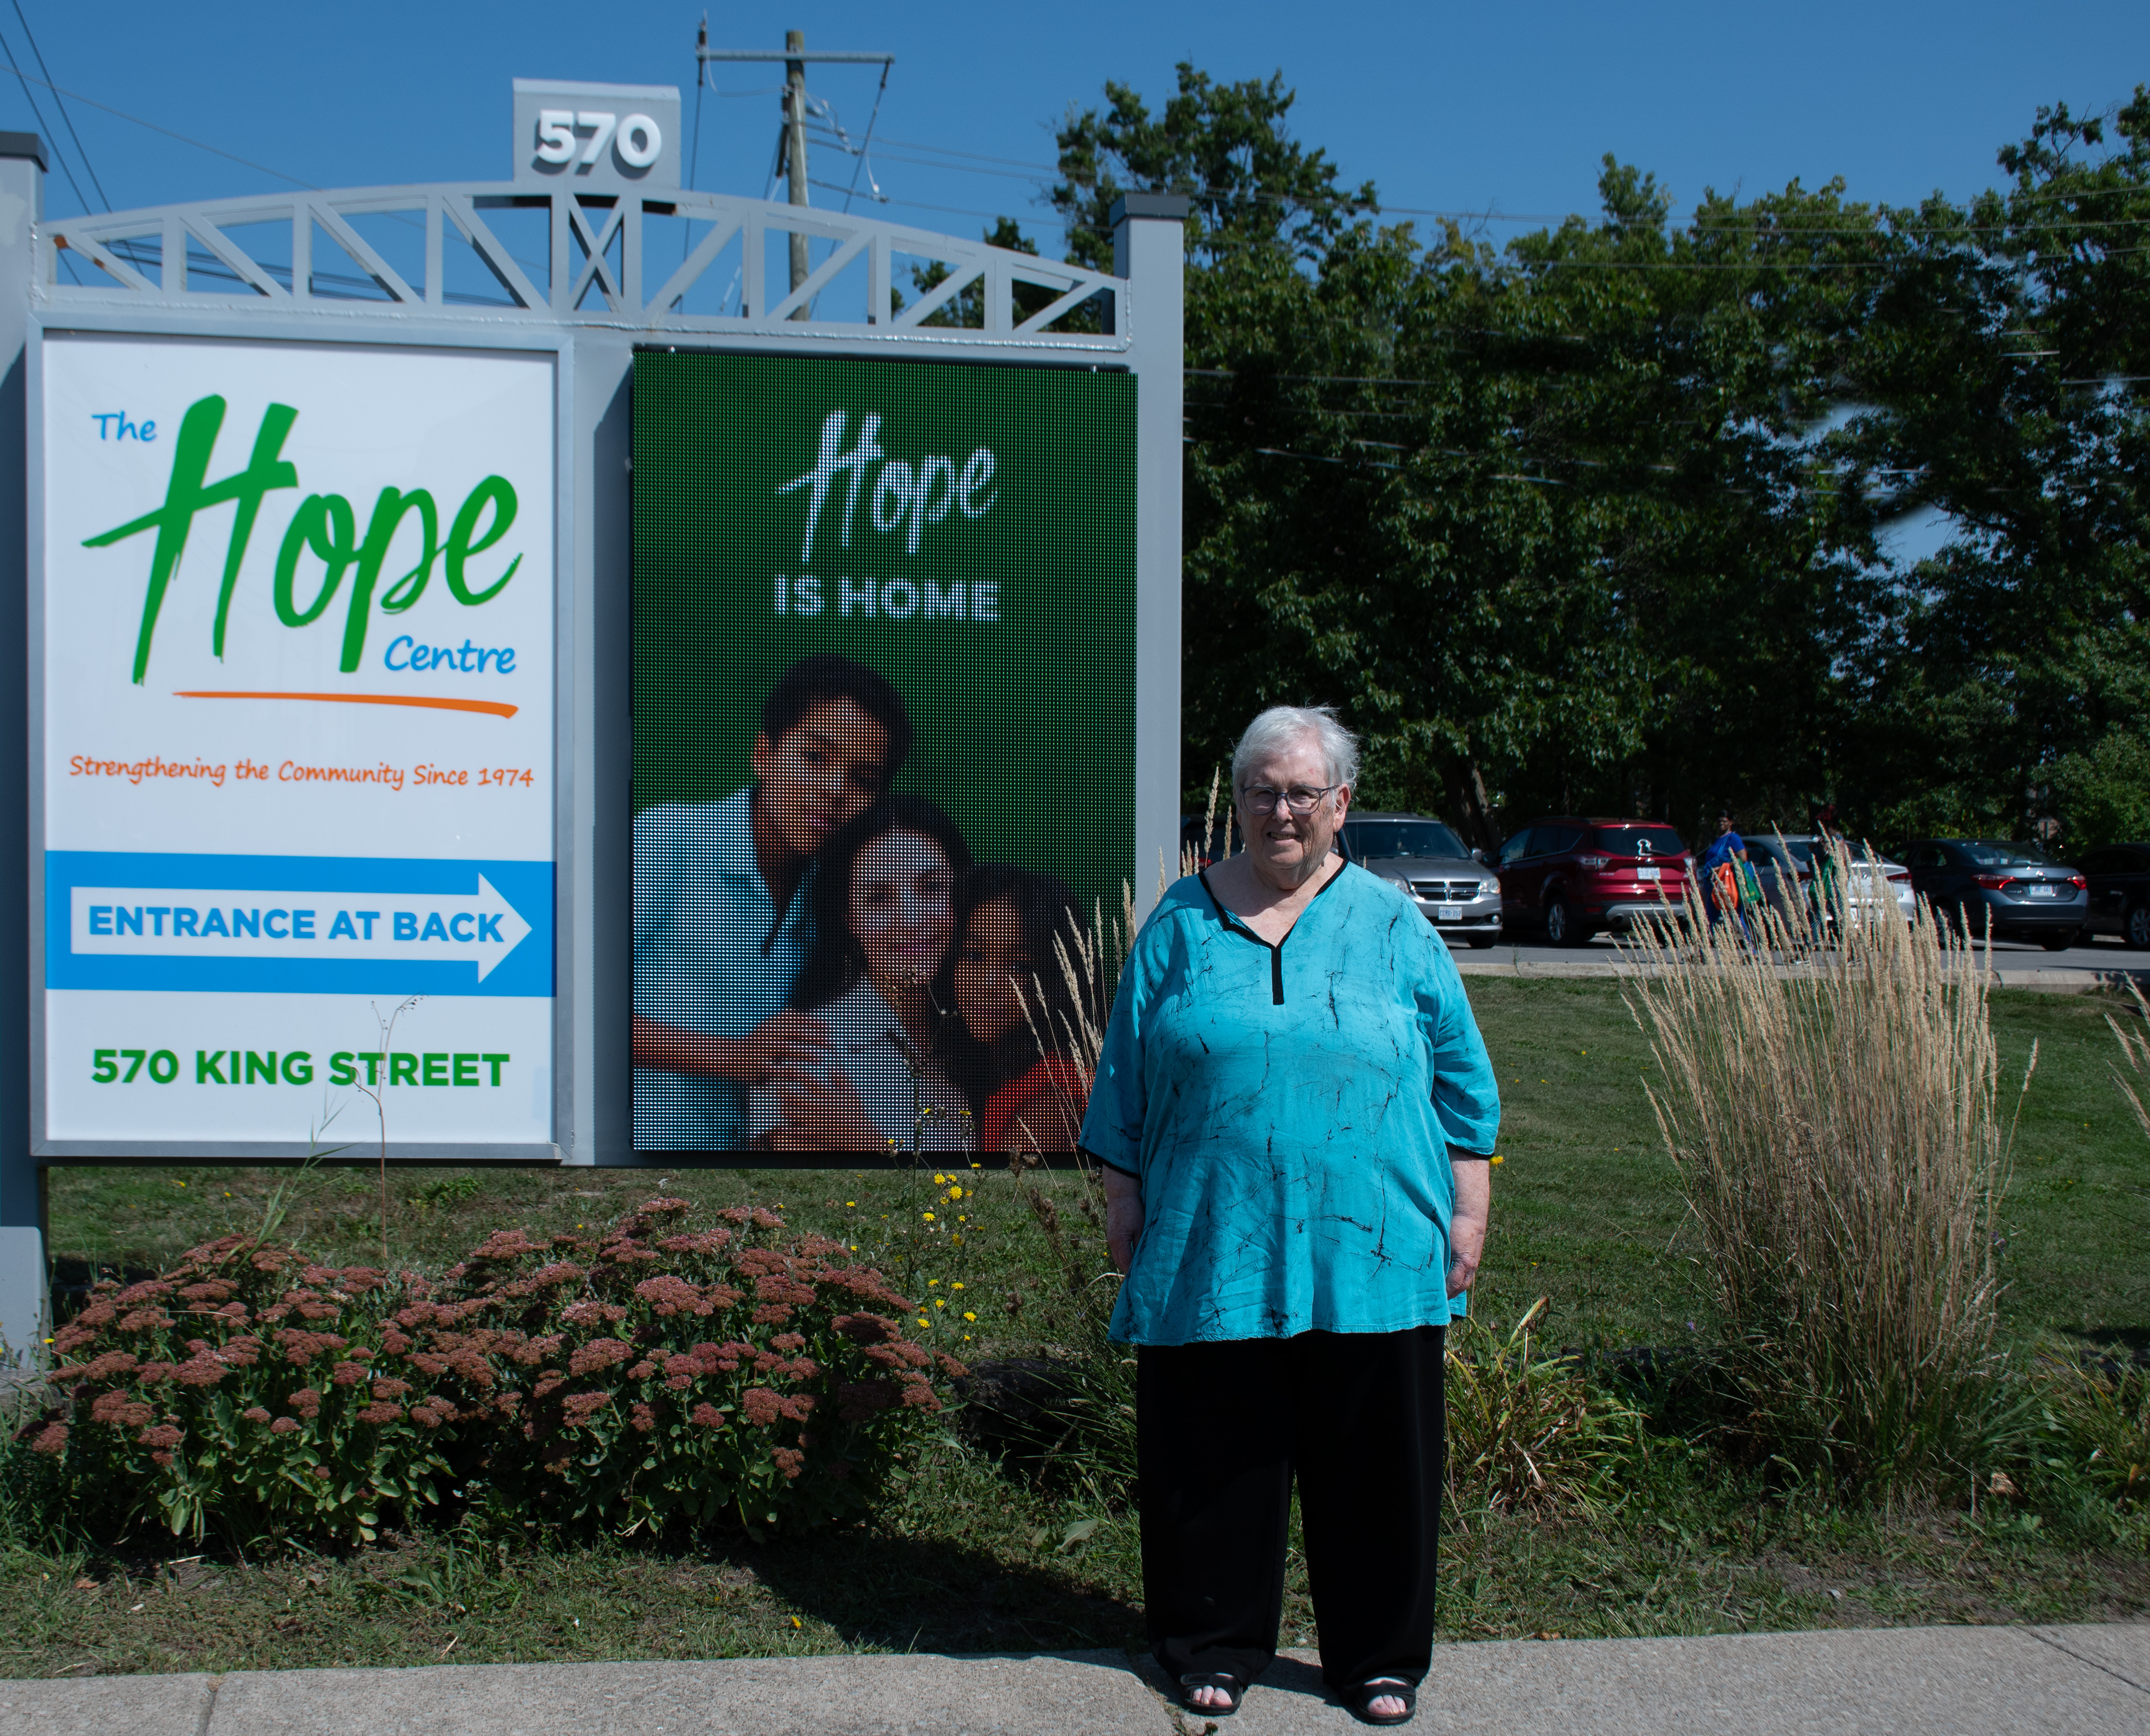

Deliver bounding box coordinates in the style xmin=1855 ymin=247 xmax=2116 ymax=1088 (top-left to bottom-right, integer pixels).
xmin=820 ymin=127 xmax=2150 ymax=245
xmin=9 ymin=0 xmax=103 ymax=209
xmin=0 ymin=24 xmax=89 ymax=213
xmin=0 ymin=63 xmax=314 ymax=190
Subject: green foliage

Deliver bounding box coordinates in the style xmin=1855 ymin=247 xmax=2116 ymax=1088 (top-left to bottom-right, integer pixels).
xmin=995 ymin=1155 xmax=1136 ymax=1499
xmin=1045 ymin=61 xmax=2150 ymax=847
xmin=412 ymin=1174 xmax=483 ymax=1211
xmin=14 ymin=1239 xmax=459 ymax=1547
xmin=1444 ymin=1299 xmax=1640 ymax=1512
xmin=1050 ymin=62 xmax=1375 ymax=271
xmin=2033 ymin=1348 xmax=2150 ymax=1513
xmin=1831 ymin=87 xmax=2150 ymax=850
xmin=2044 ymin=731 xmax=2150 ymax=852
xmin=434 ymin=1199 xmax=964 ymax=1539
xmin=8 ymin=1205 xmax=962 ymax=1549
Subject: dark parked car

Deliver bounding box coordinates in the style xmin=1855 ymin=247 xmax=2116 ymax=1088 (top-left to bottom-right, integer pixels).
xmin=1903 ymin=839 xmax=2087 ymax=949
xmin=1337 ymin=813 xmax=1501 ymax=947
xmin=2074 ymin=843 xmax=2150 ymax=950
xmin=1496 ymin=817 xmax=1694 ymax=946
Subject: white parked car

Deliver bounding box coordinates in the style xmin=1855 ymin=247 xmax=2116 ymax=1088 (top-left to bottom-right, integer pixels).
xmin=1774 ymin=834 xmax=1917 ymax=926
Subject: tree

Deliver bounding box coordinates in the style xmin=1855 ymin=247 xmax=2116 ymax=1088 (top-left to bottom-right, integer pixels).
xmin=1050 ymin=63 xmax=1375 ymax=272
xmin=1045 ymin=64 xmax=2150 ymax=852
xmin=1837 ymin=89 xmax=2150 ymax=848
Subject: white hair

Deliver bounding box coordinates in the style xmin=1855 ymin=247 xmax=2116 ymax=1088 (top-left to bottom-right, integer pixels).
xmin=1231 ymin=704 xmax=1361 ymax=795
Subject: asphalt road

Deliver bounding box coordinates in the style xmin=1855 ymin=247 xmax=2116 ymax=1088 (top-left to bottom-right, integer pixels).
xmin=1455 ymin=929 xmax=2150 ymax=974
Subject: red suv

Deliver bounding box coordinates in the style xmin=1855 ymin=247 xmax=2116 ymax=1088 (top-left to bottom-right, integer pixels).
xmin=1497 ymin=817 xmax=1694 ymax=946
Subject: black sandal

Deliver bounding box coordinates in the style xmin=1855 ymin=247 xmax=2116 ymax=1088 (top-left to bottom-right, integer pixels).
xmin=1345 ymin=1679 xmax=1416 ymax=1726
xmin=1177 ymin=1672 xmax=1246 ymax=1716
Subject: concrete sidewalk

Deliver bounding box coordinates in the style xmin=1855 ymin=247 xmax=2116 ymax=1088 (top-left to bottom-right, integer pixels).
xmin=0 ymin=1623 xmax=2143 ymax=1736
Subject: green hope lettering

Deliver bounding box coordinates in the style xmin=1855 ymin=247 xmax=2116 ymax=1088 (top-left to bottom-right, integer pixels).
xmin=84 ymin=394 xmax=524 ymax=680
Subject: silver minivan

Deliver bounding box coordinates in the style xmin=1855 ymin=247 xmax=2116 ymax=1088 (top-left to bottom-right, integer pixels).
xmin=1337 ymin=813 xmax=1502 ymax=947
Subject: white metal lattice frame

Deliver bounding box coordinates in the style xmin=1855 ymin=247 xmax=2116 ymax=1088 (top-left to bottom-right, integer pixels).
xmin=35 ymin=185 xmax=1128 ymax=345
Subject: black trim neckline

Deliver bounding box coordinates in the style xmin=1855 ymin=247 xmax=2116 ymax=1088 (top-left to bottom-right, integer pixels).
xmin=1196 ymin=859 xmax=1353 ymax=1005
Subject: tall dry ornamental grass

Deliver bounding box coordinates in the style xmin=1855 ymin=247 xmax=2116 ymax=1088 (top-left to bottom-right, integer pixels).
xmin=2104 ymin=976 xmax=2150 ymax=1152
xmin=1622 ymin=844 xmax=2034 ymax=1488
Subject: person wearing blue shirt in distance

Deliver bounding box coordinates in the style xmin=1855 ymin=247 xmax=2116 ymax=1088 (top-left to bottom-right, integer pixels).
xmin=633 ymin=654 xmax=914 ymax=1151
xmin=1700 ymin=810 xmax=1750 ymax=937
xmin=1083 ymin=704 xmax=1499 ymax=1729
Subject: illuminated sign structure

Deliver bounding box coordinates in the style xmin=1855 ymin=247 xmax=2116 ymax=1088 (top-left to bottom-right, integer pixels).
xmin=0 ymin=81 xmax=1182 ymax=1193
xmin=632 ymin=353 xmax=1136 ymax=1156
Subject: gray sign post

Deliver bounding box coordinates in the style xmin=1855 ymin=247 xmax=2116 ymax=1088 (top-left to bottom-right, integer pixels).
xmin=0 ymin=132 xmax=42 ymax=1365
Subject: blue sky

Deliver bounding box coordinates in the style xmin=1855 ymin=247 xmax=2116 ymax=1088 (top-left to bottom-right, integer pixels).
xmin=4 ymin=1 xmax=2145 ymax=254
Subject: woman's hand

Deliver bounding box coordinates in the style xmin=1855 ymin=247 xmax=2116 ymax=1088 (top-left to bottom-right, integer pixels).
xmin=1102 ymin=1161 xmax=1144 ymax=1275
xmin=763 ymin=1063 xmax=885 ymax=1151
xmin=631 ymin=1012 xmax=831 ymax=1084
xmin=1448 ymin=1152 xmax=1491 ymax=1298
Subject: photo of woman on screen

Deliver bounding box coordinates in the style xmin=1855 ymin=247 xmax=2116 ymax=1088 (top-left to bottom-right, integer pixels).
xmin=746 ymin=793 xmax=975 ymax=1152
xmin=941 ymin=864 xmax=1093 ymax=1155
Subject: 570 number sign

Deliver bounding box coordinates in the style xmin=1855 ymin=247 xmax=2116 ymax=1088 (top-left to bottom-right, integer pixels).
xmin=534 ymin=109 xmax=662 ymax=171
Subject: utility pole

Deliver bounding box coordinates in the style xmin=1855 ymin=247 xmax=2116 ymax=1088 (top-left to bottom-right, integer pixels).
xmin=693 ymin=33 xmax=894 ymax=311
xmin=783 ymin=29 xmax=809 ymax=312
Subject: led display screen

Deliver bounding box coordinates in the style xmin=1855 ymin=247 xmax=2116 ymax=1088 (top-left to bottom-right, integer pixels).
xmin=631 ymin=351 xmax=1137 ymax=1157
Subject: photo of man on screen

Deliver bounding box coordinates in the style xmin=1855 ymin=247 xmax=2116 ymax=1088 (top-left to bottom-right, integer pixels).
xmin=632 ymin=653 xmax=913 ymax=1150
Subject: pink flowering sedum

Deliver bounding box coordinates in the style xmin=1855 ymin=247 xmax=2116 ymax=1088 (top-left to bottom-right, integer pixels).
xmin=14 ymin=1201 xmax=960 ymax=1547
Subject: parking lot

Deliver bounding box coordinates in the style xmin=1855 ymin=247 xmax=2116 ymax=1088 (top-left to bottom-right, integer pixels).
xmin=1463 ymin=929 xmax=2150 ymax=975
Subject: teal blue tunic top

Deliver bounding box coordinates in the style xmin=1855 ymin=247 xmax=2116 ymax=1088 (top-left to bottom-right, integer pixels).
xmin=1080 ymin=863 xmax=1501 ymax=1345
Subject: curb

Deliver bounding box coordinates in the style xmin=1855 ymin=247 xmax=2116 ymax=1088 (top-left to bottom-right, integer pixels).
xmin=1 ymin=1625 xmax=2144 ymax=1735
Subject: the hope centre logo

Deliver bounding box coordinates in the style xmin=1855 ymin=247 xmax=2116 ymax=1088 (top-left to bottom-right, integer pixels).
xmin=767 ymin=410 xmax=1002 ymax=625
xmin=80 ymin=392 xmax=526 ymax=683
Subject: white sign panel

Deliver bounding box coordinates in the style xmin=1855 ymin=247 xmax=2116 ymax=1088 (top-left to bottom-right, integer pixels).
xmin=39 ymin=335 xmax=556 ymax=1150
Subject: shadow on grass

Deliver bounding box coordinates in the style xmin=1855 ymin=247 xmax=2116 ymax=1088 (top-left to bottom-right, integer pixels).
xmin=2059 ymin=1325 xmax=2150 ymax=1368
xmin=725 ymin=1526 xmax=1143 ymax=1655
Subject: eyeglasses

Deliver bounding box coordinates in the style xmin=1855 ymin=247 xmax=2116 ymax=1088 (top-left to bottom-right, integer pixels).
xmin=1241 ymin=783 xmax=1342 ymax=817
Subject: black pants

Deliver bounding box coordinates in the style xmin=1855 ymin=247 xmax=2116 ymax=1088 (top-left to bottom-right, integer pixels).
xmin=1137 ymin=1325 xmax=1445 ymax=1692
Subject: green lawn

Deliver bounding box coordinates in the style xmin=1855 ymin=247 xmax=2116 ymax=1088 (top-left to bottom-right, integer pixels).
xmin=47 ymin=982 xmax=2146 ymax=1353
xmin=7 ymin=979 xmax=2147 ymax=1678
xmin=1461 ymin=979 xmax=2150 ymax=1352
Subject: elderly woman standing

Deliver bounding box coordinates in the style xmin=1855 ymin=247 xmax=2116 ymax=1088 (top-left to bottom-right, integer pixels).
xmin=1081 ymin=705 xmax=1498 ymax=1728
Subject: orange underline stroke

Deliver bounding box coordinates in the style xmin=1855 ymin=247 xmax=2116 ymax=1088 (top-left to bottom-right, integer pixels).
xmin=174 ymin=691 xmax=519 ymax=719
